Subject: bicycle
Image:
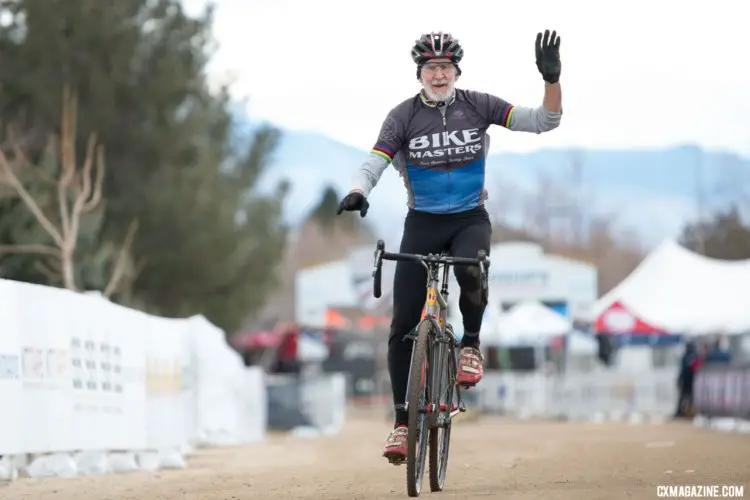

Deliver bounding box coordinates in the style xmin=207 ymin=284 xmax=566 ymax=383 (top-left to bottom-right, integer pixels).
xmin=372 ymin=239 xmax=489 ymax=497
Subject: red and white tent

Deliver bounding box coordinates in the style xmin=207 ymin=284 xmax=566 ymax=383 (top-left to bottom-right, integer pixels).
xmin=594 ymin=300 xmax=666 ymax=335
xmin=589 ymin=240 xmax=750 ymax=336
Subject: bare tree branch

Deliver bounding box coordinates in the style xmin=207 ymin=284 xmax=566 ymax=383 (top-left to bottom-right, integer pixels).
xmin=7 ymin=129 xmax=58 ymax=185
xmin=0 ymin=85 xmax=132 ymax=296
xmin=103 ymin=218 xmax=140 ymax=298
xmin=0 ymin=244 xmax=61 ymax=257
xmin=82 ymin=143 xmax=104 ymax=213
xmin=58 ymin=85 xmax=77 ymax=240
xmin=0 ymin=148 xmax=66 ymax=247
xmin=69 ymin=134 xmax=103 ymax=240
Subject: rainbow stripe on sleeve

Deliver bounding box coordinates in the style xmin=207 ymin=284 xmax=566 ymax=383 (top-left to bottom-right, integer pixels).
xmin=371 ymin=143 xmax=395 ymax=162
xmin=498 ymin=104 xmax=515 ymax=128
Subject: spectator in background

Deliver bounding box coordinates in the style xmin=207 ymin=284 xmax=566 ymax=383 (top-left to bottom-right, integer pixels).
xmin=703 ymin=337 xmax=731 ymax=365
xmin=692 ymin=343 xmax=709 ymax=373
xmin=674 ymin=341 xmax=699 ymax=418
xmin=274 ymin=324 xmax=300 ymax=374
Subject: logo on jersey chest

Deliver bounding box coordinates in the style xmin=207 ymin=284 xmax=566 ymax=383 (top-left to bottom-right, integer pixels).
xmin=408 ymin=128 xmax=482 ymax=159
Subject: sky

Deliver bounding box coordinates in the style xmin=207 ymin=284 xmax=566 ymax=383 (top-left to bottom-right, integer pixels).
xmin=184 ymin=0 xmax=750 ymax=157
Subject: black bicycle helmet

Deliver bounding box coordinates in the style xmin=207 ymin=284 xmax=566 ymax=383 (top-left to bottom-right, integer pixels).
xmin=412 ymin=32 xmax=463 ymax=79
xmin=411 ymin=32 xmax=464 ymax=65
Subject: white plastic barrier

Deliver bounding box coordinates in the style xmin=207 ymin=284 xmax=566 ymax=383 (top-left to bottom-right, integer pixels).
xmin=555 ymin=369 xmax=676 ymax=421
xmin=477 ymin=368 xmax=677 ymax=421
xmin=0 ymin=278 xmax=267 ymax=477
xmin=265 ymin=372 xmax=347 ymax=434
xmin=478 ymin=372 xmax=553 ymax=419
xmin=186 ymin=315 xmax=267 ymax=446
xmin=299 ymin=373 xmax=347 ymax=434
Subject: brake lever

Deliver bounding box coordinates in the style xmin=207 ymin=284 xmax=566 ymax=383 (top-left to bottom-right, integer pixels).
xmin=372 ymin=249 xmax=382 ymax=277
xmin=478 ymin=260 xmax=489 ymax=306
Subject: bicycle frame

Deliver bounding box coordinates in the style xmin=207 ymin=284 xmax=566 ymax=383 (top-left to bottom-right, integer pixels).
xmin=405 ymin=259 xmax=455 ymax=418
xmin=421 ymin=259 xmax=450 ymax=330
xmin=371 ymin=240 xmax=488 ymax=419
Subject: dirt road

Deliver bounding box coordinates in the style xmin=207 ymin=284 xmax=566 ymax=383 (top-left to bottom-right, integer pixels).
xmin=2 ymin=415 xmax=749 ymax=499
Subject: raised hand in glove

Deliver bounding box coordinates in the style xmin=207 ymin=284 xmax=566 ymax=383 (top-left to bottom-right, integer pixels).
xmin=336 ymin=190 xmax=369 ymax=218
xmin=535 ymin=29 xmax=561 ymax=84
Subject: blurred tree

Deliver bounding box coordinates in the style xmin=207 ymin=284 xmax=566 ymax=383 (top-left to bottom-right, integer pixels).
xmin=311 ymin=185 xmax=341 ymax=231
xmin=0 ymin=0 xmax=287 ymax=331
xmin=310 ymin=184 xmax=367 ymax=233
xmin=134 ymin=124 xmax=288 ymax=328
xmin=0 ymin=86 xmax=140 ymax=296
xmin=679 ymin=204 xmax=750 ymax=260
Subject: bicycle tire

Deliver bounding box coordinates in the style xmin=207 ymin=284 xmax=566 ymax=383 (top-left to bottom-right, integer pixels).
xmin=406 ymin=320 xmax=432 ymax=497
xmin=428 ymin=341 xmax=457 ymax=492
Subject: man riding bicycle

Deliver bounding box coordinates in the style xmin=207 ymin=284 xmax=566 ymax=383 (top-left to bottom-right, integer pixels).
xmin=336 ymin=30 xmax=563 ymax=463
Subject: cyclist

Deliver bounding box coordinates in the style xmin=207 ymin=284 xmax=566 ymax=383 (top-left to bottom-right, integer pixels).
xmin=336 ymin=30 xmax=562 ymax=462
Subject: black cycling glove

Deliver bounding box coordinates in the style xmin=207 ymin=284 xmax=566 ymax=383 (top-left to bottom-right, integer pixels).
xmin=336 ymin=191 xmax=369 ymax=218
xmin=535 ymin=29 xmax=561 ymax=84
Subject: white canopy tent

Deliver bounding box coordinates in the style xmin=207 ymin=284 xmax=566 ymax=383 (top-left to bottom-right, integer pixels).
xmin=483 ymin=300 xmax=572 ymax=347
xmin=564 ymin=329 xmax=599 ymax=373
xmin=589 ymin=240 xmax=750 ymax=336
xmin=567 ymin=330 xmax=598 ymax=356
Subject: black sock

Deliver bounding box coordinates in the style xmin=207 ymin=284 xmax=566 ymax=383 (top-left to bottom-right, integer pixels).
xmin=462 ymin=332 xmax=480 ymax=349
xmin=395 ymin=411 xmax=408 ymax=427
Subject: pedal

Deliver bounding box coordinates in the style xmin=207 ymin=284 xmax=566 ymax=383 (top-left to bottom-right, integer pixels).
xmin=386 ymin=455 xmax=405 ymax=466
xmin=439 ymin=403 xmax=458 ymax=412
xmin=458 ymin=400 xmax=467 ymax=412
xmin=403 ymin=329 xmax=419 ymax=341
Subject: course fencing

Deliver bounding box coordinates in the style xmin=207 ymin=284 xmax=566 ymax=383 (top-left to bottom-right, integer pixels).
xmin=0 ymin=278 xmax=345 ymax=480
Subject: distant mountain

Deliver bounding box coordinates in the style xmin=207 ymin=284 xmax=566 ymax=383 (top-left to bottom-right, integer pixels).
xmin=233 ymin=114 xmax=750 ymax=248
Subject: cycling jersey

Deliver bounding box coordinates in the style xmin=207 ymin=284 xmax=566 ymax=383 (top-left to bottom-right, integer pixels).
xmin=351 ymin=89 xmax=561 ymax=214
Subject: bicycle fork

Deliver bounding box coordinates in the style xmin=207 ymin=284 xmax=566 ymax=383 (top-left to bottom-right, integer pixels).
xmin=400 ymin=332 xmax=466 ymax=428
xmin=434 ymin=339 xmax=467 ymax=425
xmin=400 ymin=328 xmax=425 ymax=416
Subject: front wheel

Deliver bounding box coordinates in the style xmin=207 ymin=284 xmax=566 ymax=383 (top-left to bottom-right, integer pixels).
xmin=429 ymin=338 xmax=457 ymax=491
xmin=406 ymin=321 xmax=432 ymax=497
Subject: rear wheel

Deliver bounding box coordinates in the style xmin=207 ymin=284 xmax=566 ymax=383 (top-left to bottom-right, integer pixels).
xmin=429 ymin=337 xmax=457 ymax=491
xmin=406 ymin=321 xmax=432 ymax=497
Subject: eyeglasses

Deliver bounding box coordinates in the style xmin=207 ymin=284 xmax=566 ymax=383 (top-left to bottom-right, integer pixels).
xmin=421 ymin=62 xmax=455 ymax=74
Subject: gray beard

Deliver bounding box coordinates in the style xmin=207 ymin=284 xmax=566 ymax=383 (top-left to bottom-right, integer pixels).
xmin=424 ymin=85 xmax=454 ymax=103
